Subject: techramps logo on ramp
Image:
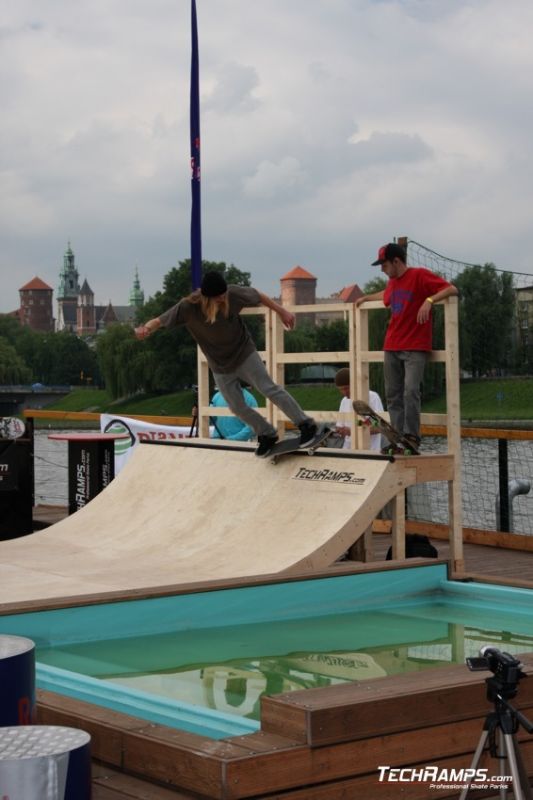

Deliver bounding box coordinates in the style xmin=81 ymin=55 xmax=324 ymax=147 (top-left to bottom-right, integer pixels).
xmin=292 ymin=467 xmax=366 ymax=485
xmin=103 ymin=419 xmax=135 ymax=456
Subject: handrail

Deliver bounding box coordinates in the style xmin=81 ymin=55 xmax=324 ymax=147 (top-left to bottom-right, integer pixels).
xmin=23 ymin=409 xmax=192 ymax=427
xmin=22 ymin=409 xmax=533 ymax=441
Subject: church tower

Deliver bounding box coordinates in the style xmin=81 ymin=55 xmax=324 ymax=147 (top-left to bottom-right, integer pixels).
xmin=57 ymin=242 xmax=81 ymax=331
xmin=77 ymin=279 xmax=96 ymax=335
xmin=129 ymin=267 xmax=145 ymax=309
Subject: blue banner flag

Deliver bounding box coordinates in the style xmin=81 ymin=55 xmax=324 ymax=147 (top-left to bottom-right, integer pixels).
xmin=190 ymin=0 xmax=202 ymax=289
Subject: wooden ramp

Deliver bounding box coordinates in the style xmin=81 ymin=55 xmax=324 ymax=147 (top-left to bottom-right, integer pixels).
xmin=0 ymin=440 xmax=453 ymax=607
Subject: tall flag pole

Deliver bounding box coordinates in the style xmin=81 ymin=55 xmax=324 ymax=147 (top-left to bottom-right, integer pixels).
xmin=190 ymin=0 xmax=202 ymax=289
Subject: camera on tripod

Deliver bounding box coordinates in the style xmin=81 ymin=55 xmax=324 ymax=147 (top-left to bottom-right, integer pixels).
xmin=466 ymin=646 xmax=526 ymax=701
xmin=460 ymin=647 xmax=533 ymax=799
xmin=467 ymin=646 xmax=524 ymax=682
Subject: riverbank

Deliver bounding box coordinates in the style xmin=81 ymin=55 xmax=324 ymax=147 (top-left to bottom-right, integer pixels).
xmin=36 ymin=377 xmax=533 ymax=422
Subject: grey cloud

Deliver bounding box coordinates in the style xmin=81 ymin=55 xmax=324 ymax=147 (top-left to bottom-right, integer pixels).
xmin=308 ymin=61 xmax=330 ymax=82
xmin=242 ymin=156 xmax=307 ymax=200
xmin=204 ymin=62 xmax=260 ymax=114
xmin=348 ymin=131 xmax=433 ymax=167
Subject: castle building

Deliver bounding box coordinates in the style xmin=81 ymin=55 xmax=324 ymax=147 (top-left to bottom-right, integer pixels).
xmin=18 ymin=277 xmax=54 ymax=332
xmin=77 ymin=279 xmax=96 ymax=336
xmin=279 ymin=266 xmax=363 ymax=326
xmin=280 ymin=266 xmax=317 ymax=327
xmin=55 ymin=243 xmax=144 ymax=334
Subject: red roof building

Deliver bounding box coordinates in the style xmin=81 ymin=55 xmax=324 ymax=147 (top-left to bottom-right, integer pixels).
xmin=19 ymin=277 xmax=54 ymax=332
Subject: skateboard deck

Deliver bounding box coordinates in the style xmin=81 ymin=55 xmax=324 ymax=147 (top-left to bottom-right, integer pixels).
xmin=268 ymin=425 xmax=332 ymax=464
xmin=352 ymin=401 xmax=420 ymax=455
xmin=0 ymin=417 xmax=26 ymax=440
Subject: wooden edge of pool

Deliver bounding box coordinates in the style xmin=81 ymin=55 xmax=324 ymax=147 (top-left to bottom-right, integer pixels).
xmin=36 ymin=654 xmax=533 ymax=799
xmin=0 ymin=558 xmax=453 ymax=616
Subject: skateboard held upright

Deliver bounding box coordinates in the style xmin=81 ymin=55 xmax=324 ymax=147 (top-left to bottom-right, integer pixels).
xmin=352 ymin=401 xmax=420 ymax=455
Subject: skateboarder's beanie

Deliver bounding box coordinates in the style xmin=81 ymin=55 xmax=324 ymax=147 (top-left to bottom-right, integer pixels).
xmin=201 ymin=271 xmax=227 ymax=297
xmin=335 ymin=368 xmax=350 ymax=388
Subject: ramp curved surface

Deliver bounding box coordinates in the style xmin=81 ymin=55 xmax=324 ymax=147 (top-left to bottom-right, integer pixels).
xmin=0 ymin=441 xmax=427 ymax=607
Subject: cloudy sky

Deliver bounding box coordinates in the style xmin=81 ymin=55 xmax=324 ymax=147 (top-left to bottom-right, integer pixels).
xmin=3 ymin=0 xmax=533 ymax=314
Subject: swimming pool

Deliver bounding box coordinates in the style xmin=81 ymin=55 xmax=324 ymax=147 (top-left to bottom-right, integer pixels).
xmin=1 ymin=563 xmax=533 ymax=739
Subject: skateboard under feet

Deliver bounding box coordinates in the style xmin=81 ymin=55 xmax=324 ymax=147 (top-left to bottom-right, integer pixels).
xmin=267 ymin=425 xmax=333 ymax=464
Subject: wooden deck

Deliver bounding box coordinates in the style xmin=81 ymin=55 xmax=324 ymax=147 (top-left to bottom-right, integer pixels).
xmin=373 ymin=533 xmax=533 ymax=584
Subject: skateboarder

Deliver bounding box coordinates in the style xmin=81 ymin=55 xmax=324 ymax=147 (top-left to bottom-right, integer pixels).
xmin=135 ymin=271 xmax=317 ymax=456
xmin=355 ymin=243 xmax=458 ymax=451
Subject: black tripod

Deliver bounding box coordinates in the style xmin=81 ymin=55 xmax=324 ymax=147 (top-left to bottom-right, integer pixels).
xmin=189 ymin=405 xmax=198 ymax=437
xmin=460 ymin=677 xmax=533 ymax=799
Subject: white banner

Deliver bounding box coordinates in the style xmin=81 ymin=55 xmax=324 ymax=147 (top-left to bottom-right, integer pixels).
xmin=100 ymin=414 xmax=202 ymax=473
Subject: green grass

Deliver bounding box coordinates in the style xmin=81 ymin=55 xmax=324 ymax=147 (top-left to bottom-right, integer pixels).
xmin=422 ymin=379 xmax=533 ymax=420
xmin=43 ymin=388 xmax=112 ymax=413
xmin=43 ymin=389 xmax=197 ymax=417
xmin=39 ymin=379 xmax=533 ymax=421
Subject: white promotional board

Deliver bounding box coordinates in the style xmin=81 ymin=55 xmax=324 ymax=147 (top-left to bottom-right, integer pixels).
xmin=100 ymin=414 xmax=205 ymax=473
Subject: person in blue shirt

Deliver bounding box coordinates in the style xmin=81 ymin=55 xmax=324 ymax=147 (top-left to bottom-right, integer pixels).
xmin=210 ymin=387 xmax=258 ymax=441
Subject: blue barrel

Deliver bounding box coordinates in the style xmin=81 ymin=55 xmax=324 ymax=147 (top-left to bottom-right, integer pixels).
xmin=0 ymin=635 xmax=35 ymax=725
xmin=0 ymin=726 xmax=91 ymax=800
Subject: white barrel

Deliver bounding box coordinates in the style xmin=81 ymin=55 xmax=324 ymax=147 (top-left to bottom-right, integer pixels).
xmin=0 ymin=635 xmax=35 ymax=725
xmin=0 ymin=726 xmax=91 ymax=800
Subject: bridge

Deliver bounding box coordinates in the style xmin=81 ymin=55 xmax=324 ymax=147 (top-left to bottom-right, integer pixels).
xmin=0 ymin=385 xmax=71 ymax=416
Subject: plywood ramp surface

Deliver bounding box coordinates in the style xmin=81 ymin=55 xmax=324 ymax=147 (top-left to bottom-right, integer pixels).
xmin=0 ymin=441 xmax=444 ymax=605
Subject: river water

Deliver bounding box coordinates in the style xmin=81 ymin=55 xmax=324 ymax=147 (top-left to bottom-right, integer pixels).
xmin=33 ymin=429 xmax=533 ymax=535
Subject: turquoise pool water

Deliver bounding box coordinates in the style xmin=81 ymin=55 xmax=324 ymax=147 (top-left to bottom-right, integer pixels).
xmin=1 ymin=564 xmax=532 ymax=739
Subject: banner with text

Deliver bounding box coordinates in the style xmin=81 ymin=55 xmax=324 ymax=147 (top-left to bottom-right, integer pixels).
xmin=100 ymin=415 xmax=203 ymax=473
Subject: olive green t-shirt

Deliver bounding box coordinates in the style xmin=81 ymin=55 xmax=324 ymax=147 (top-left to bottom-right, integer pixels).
xmin=158 ymin=285 xmax=261 ymax=374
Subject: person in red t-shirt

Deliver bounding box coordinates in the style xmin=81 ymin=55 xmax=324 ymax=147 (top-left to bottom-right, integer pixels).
xmin=355 ymin=243 xmax=458 ymax=451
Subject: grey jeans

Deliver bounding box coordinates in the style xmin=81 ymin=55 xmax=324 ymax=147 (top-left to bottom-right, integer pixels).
xmin=383 ymin=350 xmax=428 ymax=439
xmin=213 ymin=351 xmax=312 ymax=438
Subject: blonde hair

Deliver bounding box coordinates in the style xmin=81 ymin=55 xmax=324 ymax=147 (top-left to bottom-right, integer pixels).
xmin=186 ymin=289 xmax=229 ymax=324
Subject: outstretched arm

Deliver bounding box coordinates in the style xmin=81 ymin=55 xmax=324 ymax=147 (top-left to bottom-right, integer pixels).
xmin=257 ymin=291 xmax=295 ymax=330
xmin=134 ymin=317 xmax=162 ymax=340
xmin=417 ymin=285 xmax=459 ymax=324
xmin=354 ymin=290 xmax=385 ymax=308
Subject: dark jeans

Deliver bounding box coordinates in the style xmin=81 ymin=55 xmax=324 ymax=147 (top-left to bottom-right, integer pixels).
xmin=383 ymin=350 xmax=427 ymax=439
xmin=213 ymin=351 xmax=312 ymax=438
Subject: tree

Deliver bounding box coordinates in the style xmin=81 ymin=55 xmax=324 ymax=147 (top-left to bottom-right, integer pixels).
xmin=43 ymin=333 xmax=98 ymax=385
xmin=96 ymin=325 xmax=145 ymax=398
xmin=454 ymin=264 xmax=515 ymax=377
xmin=0 ymin=316 xmax=26 ymax=345
xmin=0 ymin=318 xmax=99 ymax=386
xmin=315 ymin=319 xmax=348 ymax=352
xmin=0 ymin=338 xmax=32 ymax=384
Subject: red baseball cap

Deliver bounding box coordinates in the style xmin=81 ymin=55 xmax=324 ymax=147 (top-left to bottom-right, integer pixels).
xmin=371 ymin=243 xmax=406 ymax=265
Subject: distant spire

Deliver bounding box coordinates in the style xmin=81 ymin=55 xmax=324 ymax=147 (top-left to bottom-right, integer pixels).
xmin=129 ymin=266 xmax=145 ymax=308
xmin=58 ymin=241 xmax=80 ymax=300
